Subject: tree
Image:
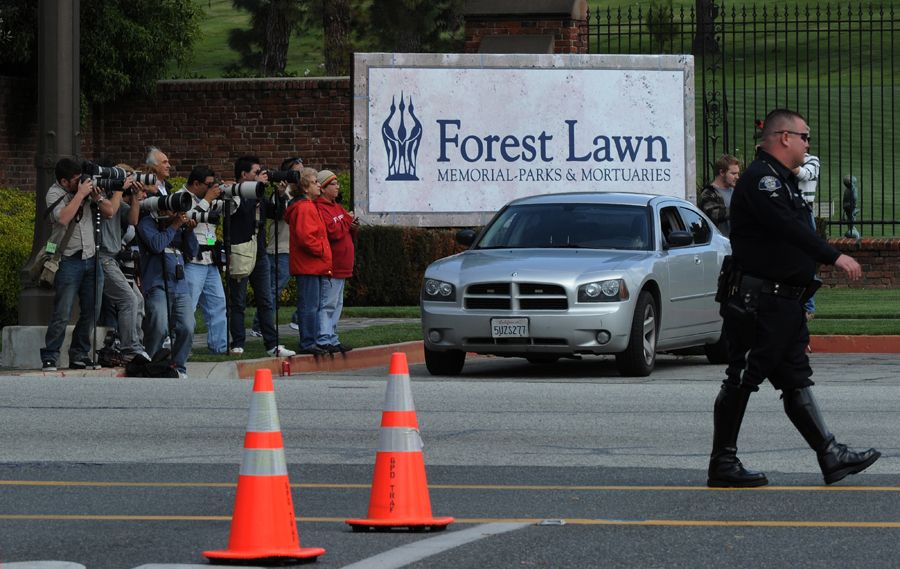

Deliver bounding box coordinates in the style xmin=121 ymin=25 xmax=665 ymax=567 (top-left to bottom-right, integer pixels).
xmin=360 ymin=0 xmax=464 ymax=54
xmin=693 ymin=0 xmax=720 ymax=55
xmin=0 ymin=0 xmax=200 ymax=104
xmin=323 ymin=0 xmax=350 ymax=75
xmin=229 ymin=0 xmax=307 ymax=76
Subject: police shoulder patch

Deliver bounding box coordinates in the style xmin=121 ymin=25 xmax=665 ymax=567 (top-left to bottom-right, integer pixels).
xmin=758 ymin=176 xmax=782 ymax=191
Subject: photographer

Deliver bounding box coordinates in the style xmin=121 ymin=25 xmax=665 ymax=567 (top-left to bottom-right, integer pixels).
xmin=177 ymin=166 xmax=229 ymax=355
xmin=145 ymin=146 xmax=173 ymax=196
xmin=40 ymin=158 xmax=114 ymax=371
xmin=98 ymin=164 xmax=149 ymax=364
xmin=137 ymin=204 xmax=199 ymax=378
xmin=226 ymin=155 xmax=295 ymax=357
xmin=250 ymin=156 xmax=303 ymax=336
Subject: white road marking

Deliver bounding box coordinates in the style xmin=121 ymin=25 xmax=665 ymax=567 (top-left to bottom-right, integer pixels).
xmin=339 ymin=522 xmax=531 ymax=569
xmin=2 ymin=563 xmax=86 ymax=569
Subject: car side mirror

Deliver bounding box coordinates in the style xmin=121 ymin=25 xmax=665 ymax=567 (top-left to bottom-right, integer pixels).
xmin=664 ymin=230 xmax=694 ymax=249
xmin=456 ymin=229 xmax=477 ymax=246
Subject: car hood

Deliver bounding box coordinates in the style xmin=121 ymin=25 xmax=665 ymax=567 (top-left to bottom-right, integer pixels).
xmin=427 ymin=248 xmax=654 ymax=282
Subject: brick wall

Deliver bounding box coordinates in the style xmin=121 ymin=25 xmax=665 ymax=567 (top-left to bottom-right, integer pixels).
xmin=821 ymin=238 xmax=900 ymax=288
xmin=0 ymin=76 xmax=352 ymax=192
xmin=464 ymin=17 xmax=588 ymax=54
xmin=88 ymin=77 xmax=352 ymax=181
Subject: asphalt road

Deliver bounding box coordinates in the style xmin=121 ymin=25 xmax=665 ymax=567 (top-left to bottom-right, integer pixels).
xmin=1 ymin=353 xmax=898 ymax=568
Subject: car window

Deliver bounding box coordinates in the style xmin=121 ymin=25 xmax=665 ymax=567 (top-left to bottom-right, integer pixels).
xmin=678 ymin=206 xmax=712 ymax=245
xmin=659 ymin=206 xmax=686 ymax=245
xmin=477 ymin=203 xmax=651 ymax=251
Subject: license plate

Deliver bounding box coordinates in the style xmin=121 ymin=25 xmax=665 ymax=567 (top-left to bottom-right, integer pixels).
xmin=491 ymin=318 xmax=529 ymax=339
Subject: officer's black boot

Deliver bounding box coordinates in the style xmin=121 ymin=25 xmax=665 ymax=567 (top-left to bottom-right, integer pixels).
xmin=707 ymin=384 xmax=769 ymax=487
xmin=782 ymin=387 xmax=881 ymax=485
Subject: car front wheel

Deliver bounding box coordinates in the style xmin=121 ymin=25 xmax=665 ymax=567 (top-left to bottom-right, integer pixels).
xmin=615 ymin=290 xmax=658 ymax=377
xmin=424 ymin=346 xmax=466 ymax=376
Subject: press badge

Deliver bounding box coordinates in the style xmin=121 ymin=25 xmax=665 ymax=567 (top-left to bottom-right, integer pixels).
xmin=45 ymin=242 xmax=57 ymax=254
xmin=207 ymin=237 xmax=216 ymax=246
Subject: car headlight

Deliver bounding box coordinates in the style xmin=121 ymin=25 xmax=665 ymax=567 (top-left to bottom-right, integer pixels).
xmin=577 ymin=279 xmax=629 ymax=302
xmin=423 ymin=278 xmax=456 ymax=301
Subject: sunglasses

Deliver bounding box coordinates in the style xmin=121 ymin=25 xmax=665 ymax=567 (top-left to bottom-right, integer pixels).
xmin=775 ymin=130 xmax=811 ymax=143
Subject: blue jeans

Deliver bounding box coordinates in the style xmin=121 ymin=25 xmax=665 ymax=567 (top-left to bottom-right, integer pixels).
xmin=229 ymin=252 xmax=277 ymax=350
xmin=252 ymin=253 xmax=296 ymax=330
xmin=185 ymin=263 xmax=228 ymax=354
xmin=295 ymin=275 xmax=325 ymax=350
xmin=41 ymin=254 xmax=103 ymax=364
xmin=143 ymin=288 xmax=194 ymax=373
xmin=318 ymin=277 xmax=345 ymax=346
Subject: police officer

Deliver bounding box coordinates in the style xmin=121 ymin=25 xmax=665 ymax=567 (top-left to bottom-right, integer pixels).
xmin=707 ymin=109 xmax=880 ymax=487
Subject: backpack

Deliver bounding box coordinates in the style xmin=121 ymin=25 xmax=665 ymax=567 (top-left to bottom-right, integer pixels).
xmin=125 ymin=349 xmax=180 ymax=378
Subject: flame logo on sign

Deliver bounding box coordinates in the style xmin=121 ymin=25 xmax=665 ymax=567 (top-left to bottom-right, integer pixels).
xmin=382 ymin=92 xmax=422 ymax=181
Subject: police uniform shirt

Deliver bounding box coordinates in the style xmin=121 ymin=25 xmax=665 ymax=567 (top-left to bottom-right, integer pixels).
xmin=46 ymin=182 xmax=95 ymax=260
xmin=729 ymin=149 xmax=839 ymax=286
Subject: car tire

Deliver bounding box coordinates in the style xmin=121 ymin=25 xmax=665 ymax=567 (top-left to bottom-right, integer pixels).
xmin=615 ymin=290 xmax=658 ymax=377
xmin=704 ymin=333 xmax=729 ymax=365
xmin=526 ymin=355 xmax=560 ymax=364
xmin=424 ymin=346 xmax=466 ymax=376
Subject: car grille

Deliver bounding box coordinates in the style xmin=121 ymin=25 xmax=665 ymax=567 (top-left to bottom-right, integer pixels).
xmin=463 ymin=282 xmax=568 ymax=311
xmin=465 ymin=337 xmax=568 ymax=346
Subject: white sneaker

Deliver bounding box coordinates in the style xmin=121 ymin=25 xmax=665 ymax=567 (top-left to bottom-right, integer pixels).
xmin=230 ymin=347 xmax=244 ymax=355
xmin=289 ymin=322 xmax=299 ymax=331
xmin=248 ymin=328 xmax=263 ymax=337
xmin=267 ymin=345 xmax=296 ymax=357
xmin=178 ymin=371 xmax=188 ymax=379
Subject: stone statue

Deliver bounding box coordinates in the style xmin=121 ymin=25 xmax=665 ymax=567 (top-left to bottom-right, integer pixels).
xmin=842 ymin=175 xmax=860 ymax=239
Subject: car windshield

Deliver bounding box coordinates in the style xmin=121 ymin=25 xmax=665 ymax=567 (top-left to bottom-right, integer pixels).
xmin=476 ymin=202 xmax=651 ymax=251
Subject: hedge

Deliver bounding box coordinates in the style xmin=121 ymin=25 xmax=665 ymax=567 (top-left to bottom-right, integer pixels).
xmin=0 ymin=187 xmax=38 ymax=325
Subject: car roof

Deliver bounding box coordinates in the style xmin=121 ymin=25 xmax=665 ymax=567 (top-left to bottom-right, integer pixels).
xmin=505 ymin=191 xmax=688 ymax=208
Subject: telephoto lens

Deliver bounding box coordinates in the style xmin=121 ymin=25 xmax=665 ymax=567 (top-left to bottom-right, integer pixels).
xmin=266 ymin=169 xmax=301 ymax=184
xmin=220 ymin=181 xmax=265 ymax=200
xmin=82 ymin=161 xmax=129 ymax=180
xmin=140 ymin=192 xmax=193 ymax=214
xmin=132 ymin=172 xmax=158 ymax=185
xmin=187 ymin=210 xmax=221 ymax=224
xmin=95 ymin=178 xmax=126 ymax=192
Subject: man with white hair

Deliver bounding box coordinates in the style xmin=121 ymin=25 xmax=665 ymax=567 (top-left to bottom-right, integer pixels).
xmin=145 ymin=146 xmax=172 ymax=196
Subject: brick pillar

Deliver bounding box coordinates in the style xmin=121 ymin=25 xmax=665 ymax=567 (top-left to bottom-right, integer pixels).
xmin=464 ymin=0 xmax=588 ymax=54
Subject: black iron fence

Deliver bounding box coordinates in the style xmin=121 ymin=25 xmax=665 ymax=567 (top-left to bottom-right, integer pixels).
xmin=585 ymin=3 xmax=899 ymax=237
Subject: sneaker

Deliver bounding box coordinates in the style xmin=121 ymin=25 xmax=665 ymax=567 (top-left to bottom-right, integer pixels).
xmin=42 ymin=360 xmax=57 ymax=372
xmin=334 ymin=343 xmax=353 ymax=354
xmin=248 ymin=328 xmax=263 ymax=337
xmin=267 ymin=345 xmax=296 ymax=357
xmin=177 ymin=371 xmax=188 ymax=379
xmin=230 ymin=347 xmax=245 ymax=355
xmin=70 ymin=357 xmax=100 ymax=370
xmin=289 ymin=322 xmax=300 ymax=331
xmin=298 ymin=346 xmax=327 ymax=356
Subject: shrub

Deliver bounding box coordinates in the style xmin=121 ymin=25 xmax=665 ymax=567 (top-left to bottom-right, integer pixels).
xmin=0 ymin=187 xmax=37 ymax=325
xmin=347 ymin=225 xmax=467 ymax=306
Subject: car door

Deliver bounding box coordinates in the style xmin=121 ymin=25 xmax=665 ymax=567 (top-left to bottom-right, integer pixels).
xmin=657 ymin=204 xmax=704 ymax=341
xmin=677 ymin=205 xmax=720 ymax=333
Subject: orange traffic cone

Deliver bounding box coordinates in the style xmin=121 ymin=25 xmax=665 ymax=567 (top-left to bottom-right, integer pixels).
xmin=346 ymin=352 xmax=454 ymax=531
xmin=204 ymin=368 xmax=325 ymax=562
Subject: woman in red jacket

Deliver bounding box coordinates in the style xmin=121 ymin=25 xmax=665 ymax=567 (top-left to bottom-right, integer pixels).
xmin=314 ymin=170 xmax=358 ymax=353
xmin=284 ymin=167 xmax=332 ymax=355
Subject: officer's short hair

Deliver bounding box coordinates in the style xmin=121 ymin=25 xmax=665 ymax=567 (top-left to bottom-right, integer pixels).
xmin=761 ymin=109 xmax=806 ymax=138
xmin=715 ymin=154 xmax=740 ymax=175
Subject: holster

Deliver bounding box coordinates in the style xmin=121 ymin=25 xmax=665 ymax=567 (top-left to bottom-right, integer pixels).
xmin=723 ymin=273 xmax=761 ymax=347
xmin=800 ymin=277 xmax=822 ymax=305
xmin=715 ymin=255 xmax=741 ymax=304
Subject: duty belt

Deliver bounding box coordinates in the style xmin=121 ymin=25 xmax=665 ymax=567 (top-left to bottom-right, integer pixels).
xmin=741 ymin=275 xmax=805 ymax=300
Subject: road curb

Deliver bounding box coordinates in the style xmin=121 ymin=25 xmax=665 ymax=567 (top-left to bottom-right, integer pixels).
xmin=809 ymin=335 xmax=900 ymax=354
xmin=234 ymin=341 xmax=425 ymax=379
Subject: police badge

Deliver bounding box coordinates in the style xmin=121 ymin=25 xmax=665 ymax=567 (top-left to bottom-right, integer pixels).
xmin=758 ymin=176 xmax=782 ymax=191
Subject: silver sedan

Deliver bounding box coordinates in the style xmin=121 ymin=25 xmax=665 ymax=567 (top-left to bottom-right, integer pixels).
xmin=421 ymin=192 xmax=730 ymax=376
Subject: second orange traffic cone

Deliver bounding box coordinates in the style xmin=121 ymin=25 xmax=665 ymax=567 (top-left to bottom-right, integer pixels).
xmin=204 ymin=368 xmax=325 ymax=562
xmin=346 ymin=352 xmax=453 ymax=531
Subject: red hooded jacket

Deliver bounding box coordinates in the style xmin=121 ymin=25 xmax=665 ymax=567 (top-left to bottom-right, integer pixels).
xmin=314 ymin=197 xmax=356 ymax=279
xmin=285 ymin=198 xmax=332 ymax=276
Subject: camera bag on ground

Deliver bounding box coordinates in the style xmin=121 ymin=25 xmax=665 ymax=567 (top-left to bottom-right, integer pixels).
xmin=124 ymin=348 xmax=179 ymax=378
xmin=25 ymin=194 xmax=77 ymax=288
